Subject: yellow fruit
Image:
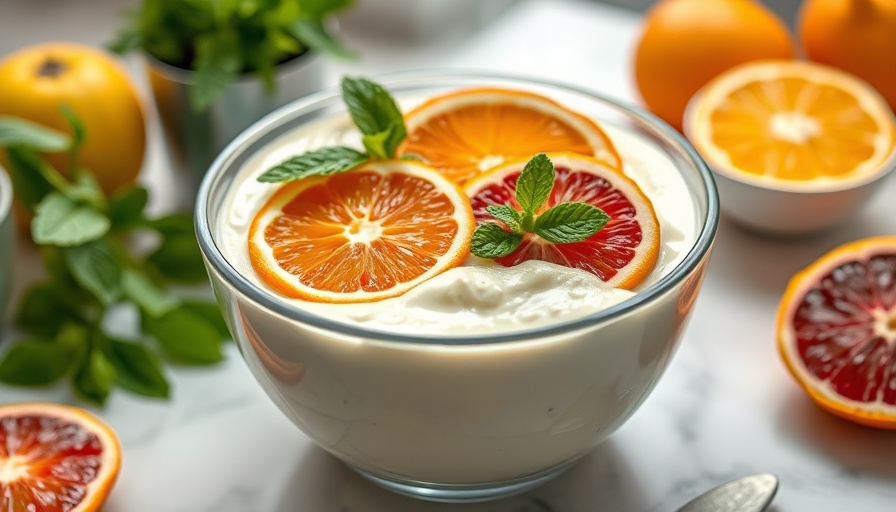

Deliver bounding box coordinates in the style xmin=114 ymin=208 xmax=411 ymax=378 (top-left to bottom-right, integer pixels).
xmin=0 ymin=42 xmax=147 ymax=195
xmin=798 ymin=0 xmax=896 ymax=111
xmin=633 ymin=0 xmax=796 ymax=131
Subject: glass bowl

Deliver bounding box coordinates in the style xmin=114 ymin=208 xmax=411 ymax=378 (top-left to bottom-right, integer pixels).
xmin=195 ymin=71 xmax=719 ymax=502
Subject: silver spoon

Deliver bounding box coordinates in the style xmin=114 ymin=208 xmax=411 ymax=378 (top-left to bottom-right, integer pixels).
xmin=674 ymin=473 xmax=779 ymax=512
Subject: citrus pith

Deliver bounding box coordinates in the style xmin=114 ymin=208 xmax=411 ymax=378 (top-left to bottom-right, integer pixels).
xmin=398 ymin=87 xmax=621 ymax=184
xmin=465 ymin=152 xmax=659 ymax=290
xmin=777 ymin=236 xmax=896 ymax=429
xmin=248 ymin=160 xmax=475 ymax=303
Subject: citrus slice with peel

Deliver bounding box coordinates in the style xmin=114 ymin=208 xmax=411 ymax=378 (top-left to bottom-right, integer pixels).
xmin=397 ymin=87 xmax=622 ymax=184
xmin=248 ymin=160 xmax=475 ymax=303
xmin=0 ymin=402 xmax=121 ymax=511
xmin=465 ymin=152 xmax=660 ymax=290
xmin=777 ymin=236 xmax=896 ymax=429
xmin=685 ymin=59 xmax=896 ymax=185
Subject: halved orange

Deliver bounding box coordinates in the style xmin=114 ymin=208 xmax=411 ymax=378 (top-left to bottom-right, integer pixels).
xmin=397 ymin=87 xmax=622 ymax=185
xmin=465 ymin=152 xmax=660 ymax=290
xmin=777 ymin=236 xmax=896 ymax=429
xmin=685 ymin=60 xmax=896 ymax=185
xmin=0 ymin=402 xmax=121 ymax=511
xmin=248 ymin=160 xmax=475 ymax=303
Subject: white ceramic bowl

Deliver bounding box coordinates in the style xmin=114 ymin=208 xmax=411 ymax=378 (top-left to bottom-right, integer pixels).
xmin=0 ymin=164 xmax=13 ymax=320
xmin=195 ymin=71 xmax=719 ymax=502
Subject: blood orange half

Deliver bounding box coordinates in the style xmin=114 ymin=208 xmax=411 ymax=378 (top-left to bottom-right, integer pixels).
xmin=0 ymin=402 xmax=121 ymax=511
xmin=465 ymin=152 xmax=660 ymax=290
xmin=777 ymin=236 xmax=896 ymax=429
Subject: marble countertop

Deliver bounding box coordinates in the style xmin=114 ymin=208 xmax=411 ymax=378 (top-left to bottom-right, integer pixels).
xmin=2 ymin=0 xmax=896 ymax=510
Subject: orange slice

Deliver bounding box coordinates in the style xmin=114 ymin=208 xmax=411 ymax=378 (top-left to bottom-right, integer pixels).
xmin=248 ymin=160 xmax=475 ymax=303
xmin=0 ymin=402 xmax=121 ymax=511
xmin=398 ymin=87 xmax=622 ymax=185
xmin=465 ymin=152 xmax=660 ymax=290
xmin=777 ymin=236 xmax=896 ymax=429
xmin=685 ymin=59 xmax=896 ymax=185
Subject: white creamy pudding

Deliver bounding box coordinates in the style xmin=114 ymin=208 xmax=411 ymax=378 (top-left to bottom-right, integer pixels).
xmin=218 ymin=114 xmax=697 ymax=334
xmin=199 ymin=83 xmax=715 ymax=496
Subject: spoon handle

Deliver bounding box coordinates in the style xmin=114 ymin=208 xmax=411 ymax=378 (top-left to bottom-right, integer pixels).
xmin=674 ymin=473 xmax=779 ymax=512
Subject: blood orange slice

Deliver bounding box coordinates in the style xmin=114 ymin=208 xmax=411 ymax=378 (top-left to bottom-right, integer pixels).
xmin=248 ymin=160 xmax=475 ymax=303
xmin=398 ymin=87 xmax=621 ymax=185
xmin=465 ymin=152 xmax=660 ymax=289
xmin=777 ymin=236 xmax=896 ymax=429
xmin=0 ymin=402 xmax=121 ymax=511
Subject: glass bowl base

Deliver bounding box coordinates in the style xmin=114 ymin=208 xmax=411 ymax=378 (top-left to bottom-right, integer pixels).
xmin=350 ymin=462 xmax=574 ymax=503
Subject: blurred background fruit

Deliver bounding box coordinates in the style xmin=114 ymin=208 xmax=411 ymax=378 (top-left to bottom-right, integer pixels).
xmin=0 ymin=42 xmax=146 ymax=195
xmin=798 ymin=0 xmax=896 ymax=112
xmin=633 ymin=0 xmax=797 ymax=131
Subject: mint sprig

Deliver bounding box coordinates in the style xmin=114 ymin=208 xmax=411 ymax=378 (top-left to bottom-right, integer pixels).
xmin=256 ymin=76 xmax=407 ymax=183
xmin=0 ymin=111 xmax=229 ymax=405
xmin=471 ymin=153 xmax=610 ymax=259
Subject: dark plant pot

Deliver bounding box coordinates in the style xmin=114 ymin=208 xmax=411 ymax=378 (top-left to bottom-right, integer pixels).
xmin=144 ymin=50 xmax=324 ymax=202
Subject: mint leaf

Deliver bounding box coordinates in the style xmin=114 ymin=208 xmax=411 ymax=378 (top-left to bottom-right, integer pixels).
xmin=341 ymin=76 xmax=406 ymax=158
xmin=143 ymin=308 xmax=224 ymax=364
xmin=15 ymin=283 xmax=83 ymax=337
xmin=257 ymin=146 xmax=368 ymax=183
xmin=515 ymin=153 xmax=554 ymax=214
xmin=64 ymin=239 xmax=122 ymax=305
xmin=122 ymin=268 xmax=180 ymax=317
xmin=147 ymin=233 xmax=209 ymax=283
xmin=108 ymin=338 xmax=169 ymax=398
xmin=0 ymin=339 xmax=74 ymax=386
xmin=190 ymin=31 xmax=243 ymax=112
xmin=485 ymin=205 xmax=523 ymax=233
xmin=182 ymin=300 xmax=231 ymax=340
xmin=32 ymin=192 xmax=111 ymax=246
xmin=73 ymin=347 xmax=116 ymax=405
xmin=144 ymin=213 xmax=194 ymax=234
xmin=291 ymin=19 xmax=355 ymax=59
xmin=0 ymin=116 xmax=70 ymax=151
xmin=361 ymin=127 xmax=395 ymax=160
xmin=471 ymin=223 xmax=523 ymax=259
xmin=108 ymin=185 xmax=149 ymax=229
xmin=59 ymin=104 xmax=86 ymax=156
xmin=535 ymin=202 xmax=609 ymax=244
xmin=5 ymin=148 xmax=57 ymax=211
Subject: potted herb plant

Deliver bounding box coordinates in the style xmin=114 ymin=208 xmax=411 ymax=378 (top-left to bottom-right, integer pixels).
xmin=111 ymin=0 xmax=354 ymax=198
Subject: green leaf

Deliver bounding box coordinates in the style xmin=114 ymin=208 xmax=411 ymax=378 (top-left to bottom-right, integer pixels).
xmin=470 ymin=223 xmax=523 ymax=259
xmin=190 ymin=31 xmax=243 ymax=112
xmin=0 ymin=116 xmax=70 ymax=151
xmin=32 ymin=192 xmax=110 ymax=246
xmin=143 ymin=308 xmax=224 ymax=364
xmin=485 ymin=205 xmax=523 ymax=233
xmin=73 ymin=347 xmax=117 ymax=405
xmin=257 ymin=146 xmax=368 ymax=183
xmin=59 ymin=105 xmax=86 ymax=155
xmin=181 ymin=300 xmax=231 ymax=340
xmin=515 ymin=153 xmax=554 ymax=214
xmin=144 ymin=213 xmax=194 ymax=235
xmin=341 ymin=77 xmax=406 ymax=158
xmin=5 ymin=147 xmax=57 ymax=211
xmin=63 ymin=239 xmax=122 ymax=305
xmin=108 ymin=338 xmax=170 ymax=398
xmin=361 ymin=128 xmax=395 ymax=160
xmin=107 ymin=26 xmax=143 ymax=54
xmin=299 ymin=0 xmax=353 ymax=18
xmin=534 ymin=202 xmax=610 ymax=244
xmin=14 ymin=282 xmax=82 ymax=337
xmin=121 ymin=268 xmax=180 ymax=317
xmin=67 ymin=171 xmax=106 ymax=208
xmin=0 ymin=339 xmax=74 ymax=386
xmin=146 ymin=233 xmax=209 ymax=283
xmin=108 ymin=185 xmax=149 ymax=229
xmin=291 ymin=19 xmax=354 ymax=58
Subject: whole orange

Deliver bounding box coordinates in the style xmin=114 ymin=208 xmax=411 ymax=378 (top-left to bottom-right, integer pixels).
xmin=0 ymin=42 xmax=146 ymax=195
xmin=633 ymin=0 xmax=796 ymax=131
xmin=799 ymin=0 xmax=896 ymax=111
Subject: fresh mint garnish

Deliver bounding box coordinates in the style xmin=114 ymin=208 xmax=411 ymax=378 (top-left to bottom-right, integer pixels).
xmin=256 ymin=76 xmax=409 ymax=183
xmin=470 ymin=153 xmax=609 ymax=259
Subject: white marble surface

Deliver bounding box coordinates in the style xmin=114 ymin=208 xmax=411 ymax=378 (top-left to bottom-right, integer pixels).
xmin=2 ymin=0 xmax=896 ymax=510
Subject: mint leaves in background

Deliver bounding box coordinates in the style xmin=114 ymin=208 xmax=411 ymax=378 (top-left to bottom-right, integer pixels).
xmin=471 ymin=153 xmax=610 ymax=259
xmin=257 ymin=76 xmax=408 ymax=183
xmin=0 ymin=113 xmax=229 ymax=405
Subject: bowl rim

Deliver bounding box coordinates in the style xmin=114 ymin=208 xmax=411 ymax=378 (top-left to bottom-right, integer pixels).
xmin=194 ymin=69 xmax=720 ymax=346
xmin=0 ymin=164 xmax=12 ymax=224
